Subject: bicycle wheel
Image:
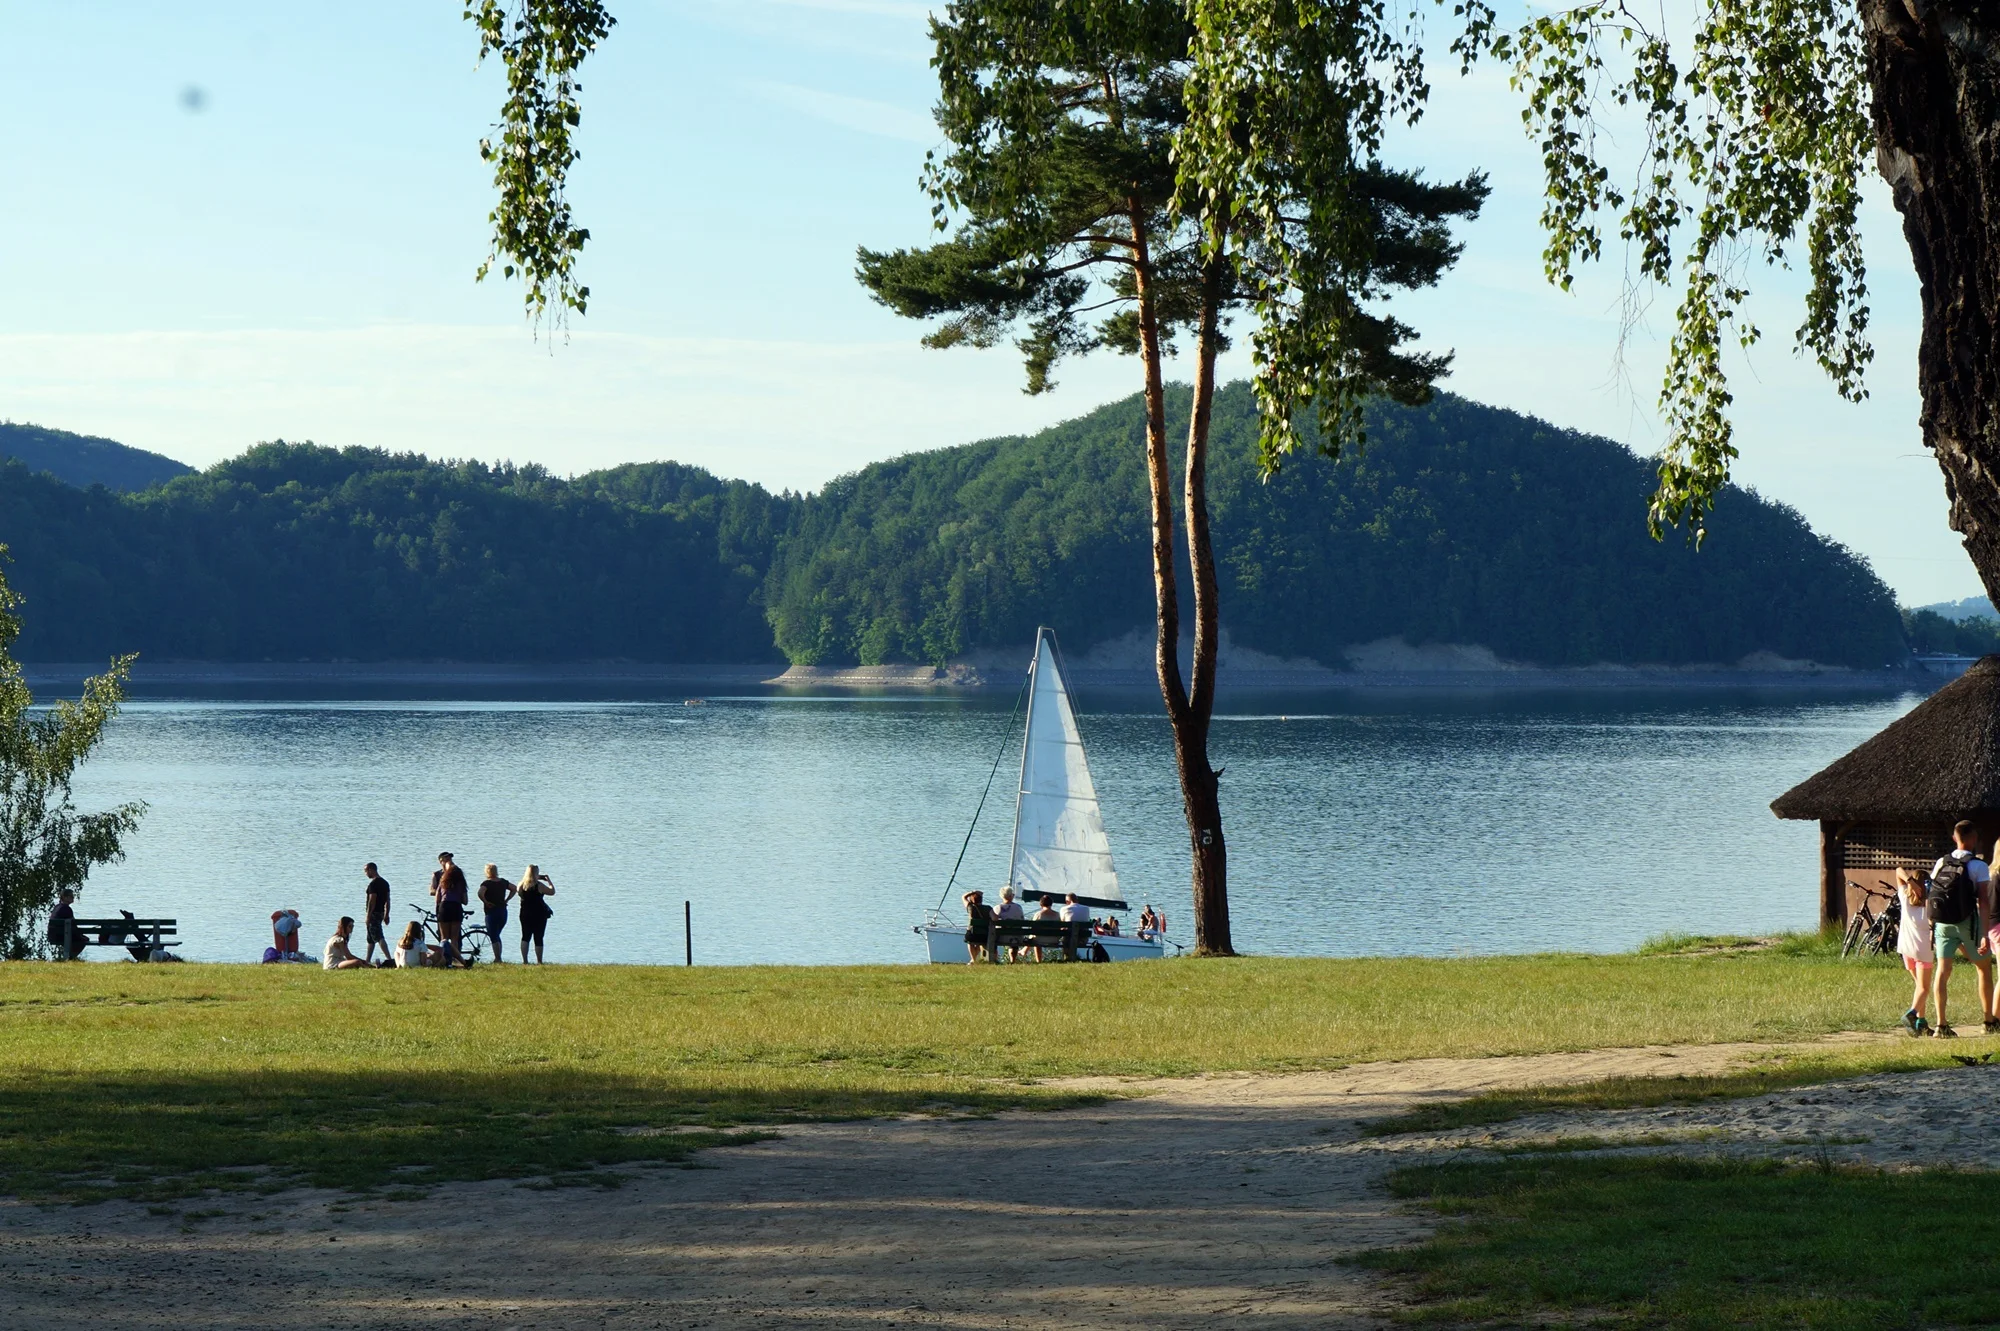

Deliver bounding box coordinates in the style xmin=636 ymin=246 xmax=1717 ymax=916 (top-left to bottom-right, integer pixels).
xmin=456 ymin=927 xmax=490 ymax=966
xmin=1841 ymin=910 xmax=1869 ymax=959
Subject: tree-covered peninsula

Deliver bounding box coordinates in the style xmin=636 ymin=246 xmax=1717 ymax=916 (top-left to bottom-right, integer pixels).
xmin=0 ymin=386 xmax=1907 ymax=670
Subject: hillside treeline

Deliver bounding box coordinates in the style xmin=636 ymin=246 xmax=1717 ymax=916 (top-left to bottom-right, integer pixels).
xmin=765 ymin=385 xmax=1906 ymax=670
xmin=0 ymin=445 xmax=788 ymax=662
xmin=0 ymin=386 xmax=1907 ymax=669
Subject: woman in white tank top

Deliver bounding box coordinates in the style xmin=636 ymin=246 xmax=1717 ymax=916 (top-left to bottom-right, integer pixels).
xmin=1896 ymin=867 xmax=1936 ymax=1036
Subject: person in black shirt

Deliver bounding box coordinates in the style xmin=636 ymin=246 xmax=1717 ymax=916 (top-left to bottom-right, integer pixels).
xmin=362 ymin=863 xmax=393 ymax=965
xmin=46 ymin=888 xmax=84 ymax=960
xmin=477 ymin=863 xmax=516 ymax=963
xmin=962 ymin=889 xmax=995 ymax=964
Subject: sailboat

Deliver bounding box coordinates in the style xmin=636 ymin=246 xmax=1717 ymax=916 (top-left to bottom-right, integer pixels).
xmin=917 ymin=627 xmax=1167 ymax=962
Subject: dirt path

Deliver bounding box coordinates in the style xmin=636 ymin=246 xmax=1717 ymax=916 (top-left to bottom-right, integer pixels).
xmin=0 ymin=1036 xmax=1894 ymax=1330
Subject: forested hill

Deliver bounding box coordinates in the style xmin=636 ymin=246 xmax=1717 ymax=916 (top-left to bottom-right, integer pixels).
xmin=765 ymin=384 xmax=1905 ymax=670
xmin=0 ymin=422 xmax=192 ymax=491
xmin=0 ymin=445 xmax=790 ymax=662
xmin=0 ymin=385 xmax=1906 ymax=668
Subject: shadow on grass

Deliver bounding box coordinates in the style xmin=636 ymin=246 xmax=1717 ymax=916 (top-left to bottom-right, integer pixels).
xmin=1 ymin=1069 xmax=1099 ymax=1205
xmin=1356 ymin=1155 xmax=2000 ymax=1329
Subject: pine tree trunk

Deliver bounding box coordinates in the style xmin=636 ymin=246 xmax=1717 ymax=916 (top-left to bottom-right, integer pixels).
xmin=1129 ymin=205 xmax=1235 ymax=954
xmin=1181 ymin=258 xmax=1232 ymax=956
xmin=1863 ymin=2 xmax=2000 ymax=592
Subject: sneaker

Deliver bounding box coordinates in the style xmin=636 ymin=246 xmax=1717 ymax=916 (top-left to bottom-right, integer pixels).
xmin=1916 ymin=1017 xmax=1934 ymax=1037
xmin=1984 ymin=1017 xmax=2000 ymax=1033
xmin=1936 ymin=1023 xmax=1959 ymax=1039
xmin=1902 ymin=1008 xmax=1921 ymax=1035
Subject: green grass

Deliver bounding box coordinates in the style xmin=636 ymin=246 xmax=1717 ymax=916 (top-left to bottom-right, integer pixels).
xmin=0 ymin=949 xmax=1946 ymax=1202
xmin=1358 ymin=1155 xmax=2000 ymax=1328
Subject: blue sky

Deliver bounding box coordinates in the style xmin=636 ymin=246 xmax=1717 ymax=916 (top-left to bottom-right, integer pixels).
xmin=0 ymin=1 xmax=1978 ymax=604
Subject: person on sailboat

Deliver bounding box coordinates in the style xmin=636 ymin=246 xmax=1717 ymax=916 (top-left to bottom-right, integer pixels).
xmin=962 ymin=889 xmax=995 ymax=964
xmin=995 ymin=887 xmax=1025 ymax=962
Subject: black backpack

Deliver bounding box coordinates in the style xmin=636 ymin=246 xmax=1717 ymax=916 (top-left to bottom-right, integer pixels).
xmin=1927 ymin=855 xmax=1984 ymax=925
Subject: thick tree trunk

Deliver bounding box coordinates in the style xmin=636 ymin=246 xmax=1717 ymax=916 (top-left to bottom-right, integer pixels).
xmin=1862 ymin=2 xmax=2000 ymax=591
xmin=1181 ymin=258 xmax=1232 ymax=956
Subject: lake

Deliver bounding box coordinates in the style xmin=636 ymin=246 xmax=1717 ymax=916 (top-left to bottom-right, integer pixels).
xmin=60 ymin=680 xmax=1926 ymax=965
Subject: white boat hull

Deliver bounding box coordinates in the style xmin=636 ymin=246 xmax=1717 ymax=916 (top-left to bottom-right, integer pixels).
xmin=917 ymin=924 xmax=1165 ymax=963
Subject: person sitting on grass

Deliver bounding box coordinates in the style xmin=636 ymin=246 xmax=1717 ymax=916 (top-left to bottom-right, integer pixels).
xmin=1928 ymin=820 xmax=1995 ymax=1038
xmin=394 ymin=920 xmax=434 ymax=969
xmin=322 ymin=917 xmax=368 ymax=970
xmin=962 ymin=889 xmax=994 ymax=964
xmin=1895 ymin=867 xmax=1936 ymax=1036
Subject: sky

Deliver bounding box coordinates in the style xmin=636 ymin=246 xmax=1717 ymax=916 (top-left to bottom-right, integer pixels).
xmin=0 ymin=1 xmax=1980 ymax=605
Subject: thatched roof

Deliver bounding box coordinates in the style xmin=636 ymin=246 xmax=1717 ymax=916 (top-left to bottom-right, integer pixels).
xmin=1773 ymin=655 xmax=2000 ymax=822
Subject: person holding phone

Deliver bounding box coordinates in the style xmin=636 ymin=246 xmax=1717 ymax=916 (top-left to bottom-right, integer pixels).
xmin=516 ymin=865 xmax=555 ymax=964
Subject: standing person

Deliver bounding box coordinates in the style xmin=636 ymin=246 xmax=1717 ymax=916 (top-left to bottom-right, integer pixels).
xmin=1896 ymin=867 xmax=1936 ymax=1036
xmin=430 ymin=852 xmax=469 ymax=967
xmin=361 ymin=863 xmax=393 ymax=965
xmin=516 ymin=865 xmax=555 ymax=964
xmin=478 ymin=863 xmax=515 ymax=963
xmin=322 ymin=917 xmax=367 ymax=970
xmin=962 ymin=889 xmax=995 ymax=964
xmin=1928 ymin=820 xmax=1995 ymax=1037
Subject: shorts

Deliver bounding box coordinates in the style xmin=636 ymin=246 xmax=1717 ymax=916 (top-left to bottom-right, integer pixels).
xmin=437 ymin=902 xmax=464 ymax=925
xmin=365 ymin=919 xmax=387 ymax=947
xmin=520 ymin=915 xmax=547 ymax=946
xmin=1935 ymin=918 xmax=1987 ymax=963
xmin=1904 ymin=954 xmax=1935 ymax=976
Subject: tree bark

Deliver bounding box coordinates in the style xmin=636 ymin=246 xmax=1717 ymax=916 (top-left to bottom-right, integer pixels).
xmin=1181 ymin=256 xmax=1232 ymax=956
xmin=1127 ymin=199 xmax=1235 ymax=954
xmin=1862 ymin=2 xmax=2000 ymax=592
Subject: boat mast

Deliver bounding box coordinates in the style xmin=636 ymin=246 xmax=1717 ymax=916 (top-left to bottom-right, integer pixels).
xmin=1004 ymin=627 xmax=1048 ymax=894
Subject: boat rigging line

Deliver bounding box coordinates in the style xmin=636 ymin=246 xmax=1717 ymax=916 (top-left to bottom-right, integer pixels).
xmin=935 ymin=669 xmax=1031 ymax=916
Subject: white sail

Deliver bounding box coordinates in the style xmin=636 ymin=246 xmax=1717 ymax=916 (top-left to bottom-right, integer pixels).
xmin=1008 ymin=629 xmax=1123 ymax=905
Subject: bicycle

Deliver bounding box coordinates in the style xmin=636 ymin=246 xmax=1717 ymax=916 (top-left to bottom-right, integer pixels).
xmin=1841 ymin=882 xmax=1901 ymax=959
xmin=408 ymin=901 xmax=492 ymax=967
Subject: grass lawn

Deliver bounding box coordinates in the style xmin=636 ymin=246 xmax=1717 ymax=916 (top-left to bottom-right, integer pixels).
xmin=1359 ymin=1155 xmax=2000 ymax=1329
xmin=0 ymin=945 xmax=1981 ymax=1202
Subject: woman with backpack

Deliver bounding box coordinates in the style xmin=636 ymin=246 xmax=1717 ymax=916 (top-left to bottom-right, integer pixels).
xmin=1926 ymin=820 xmax=1996 ymax=1038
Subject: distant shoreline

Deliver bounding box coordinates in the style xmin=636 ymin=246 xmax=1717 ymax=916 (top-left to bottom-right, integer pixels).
xmin=20 ymin=658 xmax=1945 ymax=696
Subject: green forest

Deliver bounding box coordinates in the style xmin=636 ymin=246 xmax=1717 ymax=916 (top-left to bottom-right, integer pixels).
xmin=0 ymin=385 xmax=1909 ymax=669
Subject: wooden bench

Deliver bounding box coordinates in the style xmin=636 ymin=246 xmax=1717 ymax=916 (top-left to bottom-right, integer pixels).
xmin=987 ymin=918 xmax=1092 ymax=961
xmin=57 ymin=916 xmax=180 ymax=961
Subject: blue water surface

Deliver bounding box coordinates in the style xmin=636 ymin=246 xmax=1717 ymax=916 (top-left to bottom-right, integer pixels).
xmin=60 ymin=681 xmax=1924 ymax=964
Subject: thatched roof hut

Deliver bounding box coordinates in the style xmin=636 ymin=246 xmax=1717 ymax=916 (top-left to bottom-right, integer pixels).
xmin=1773 ymin=654 xmax=2000 ymax=924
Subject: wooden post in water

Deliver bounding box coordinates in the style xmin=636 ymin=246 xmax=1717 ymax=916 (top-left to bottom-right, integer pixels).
xmin=685 ymin=900 xmax=692 ymax=966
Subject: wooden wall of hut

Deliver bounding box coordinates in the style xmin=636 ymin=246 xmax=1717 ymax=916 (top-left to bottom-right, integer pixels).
xmin=1820 ymin=819 xmax=2000 ymax=926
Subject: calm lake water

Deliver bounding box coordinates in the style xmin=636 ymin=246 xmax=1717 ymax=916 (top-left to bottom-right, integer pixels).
xmin=60 ymin=683 xmax=1927 ymax=965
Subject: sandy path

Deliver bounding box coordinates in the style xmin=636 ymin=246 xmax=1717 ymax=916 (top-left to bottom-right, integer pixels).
xmin=0 ymin=1036 xmax=1892 ymax=1330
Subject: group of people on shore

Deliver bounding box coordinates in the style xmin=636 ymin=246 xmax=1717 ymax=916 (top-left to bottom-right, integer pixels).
xmin=1894 ymin=820 xmax=1996 ymax=1037
xmin=265 ymin=852 xmax=556 ymax=969
xmin=959 ymin=887 xmax=1166 ymax=963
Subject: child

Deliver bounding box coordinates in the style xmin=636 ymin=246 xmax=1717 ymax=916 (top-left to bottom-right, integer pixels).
xmin=1896 ymin=867 xmax=1935 ymax=1036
